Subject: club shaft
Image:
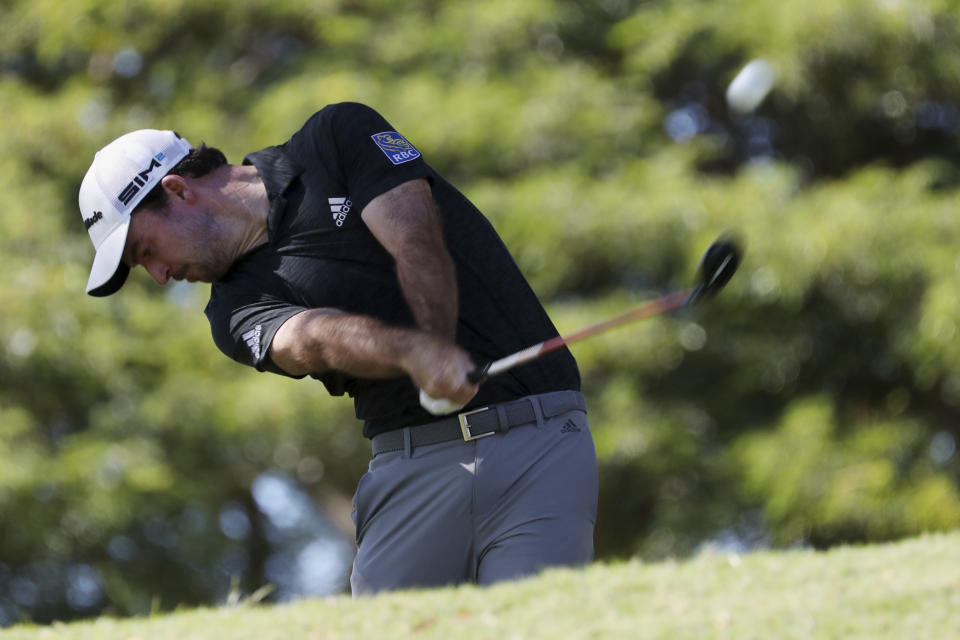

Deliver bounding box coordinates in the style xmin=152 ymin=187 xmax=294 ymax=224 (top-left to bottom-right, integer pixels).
xmin=481 ymin=289 xmax=691 ymax=379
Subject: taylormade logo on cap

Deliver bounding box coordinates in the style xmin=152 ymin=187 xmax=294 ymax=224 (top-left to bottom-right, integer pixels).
xmin=78 ymin=129 xmax=192 ymax=297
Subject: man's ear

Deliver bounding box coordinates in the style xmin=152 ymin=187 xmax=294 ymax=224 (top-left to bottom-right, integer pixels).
xmin=160 ymin=174 xmax=194 ymax=202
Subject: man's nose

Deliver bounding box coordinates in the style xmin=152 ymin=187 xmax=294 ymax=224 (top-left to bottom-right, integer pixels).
xmin=144 ymin=260 xmax=170 ymax=285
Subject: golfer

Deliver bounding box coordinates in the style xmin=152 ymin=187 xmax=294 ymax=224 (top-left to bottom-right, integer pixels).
xmin=78 ymin=102 xmax=598 ymax=594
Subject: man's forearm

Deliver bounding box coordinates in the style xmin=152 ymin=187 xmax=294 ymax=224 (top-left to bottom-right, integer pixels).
xmin=361 ymin=179 xmax=460 ymax=340
xmin=270 ymin=309 xmax=414 ymax=378
xmin=269 ymin=309 xmax=476 ymax=405
xmin=394 ymin=239 xmax=458 ymax=340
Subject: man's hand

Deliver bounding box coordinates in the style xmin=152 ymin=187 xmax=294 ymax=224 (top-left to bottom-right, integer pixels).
xmin=400 ymin=332 xmax=478 ymax=409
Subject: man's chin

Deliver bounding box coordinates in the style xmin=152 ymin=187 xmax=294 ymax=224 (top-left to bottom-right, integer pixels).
xmin=176 ymin=266 xmax=223 ymax=284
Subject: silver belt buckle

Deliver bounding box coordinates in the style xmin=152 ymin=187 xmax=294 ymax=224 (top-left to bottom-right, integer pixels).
xmin=458 ymin=407 xmax=495 ymax=441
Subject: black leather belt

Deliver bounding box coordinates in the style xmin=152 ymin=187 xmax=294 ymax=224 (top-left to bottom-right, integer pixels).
xmin=371 ymin=390 xmax=586 ymax=456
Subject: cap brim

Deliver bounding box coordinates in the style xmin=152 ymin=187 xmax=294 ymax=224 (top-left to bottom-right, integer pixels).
xmin=86 ymin=219 xmax=132 ymax=297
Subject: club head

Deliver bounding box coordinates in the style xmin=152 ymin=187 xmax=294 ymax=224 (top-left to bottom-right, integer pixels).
xmin=685 ymin=236 xmax=743 ymax=305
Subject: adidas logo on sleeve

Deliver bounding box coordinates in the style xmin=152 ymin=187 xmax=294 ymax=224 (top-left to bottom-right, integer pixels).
xmin=241 ymin=324 xmax=262 ymax=360
xmin=329 ymin=197 xmax=352 ymax=227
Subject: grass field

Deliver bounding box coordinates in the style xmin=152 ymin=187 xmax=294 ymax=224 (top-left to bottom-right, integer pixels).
xmin=6 ymin=532 xmax=959 ymax=639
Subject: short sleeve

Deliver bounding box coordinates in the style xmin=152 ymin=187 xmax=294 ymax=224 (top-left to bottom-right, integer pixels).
xmin=204 ymin=285 xmax=306 ymax=378
xmin=290 ymin=102 xmax=433 ymax=212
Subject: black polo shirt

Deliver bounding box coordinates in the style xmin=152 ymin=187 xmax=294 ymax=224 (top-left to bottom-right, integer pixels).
xmin=205 ymin=102 xmax=580 ymax=438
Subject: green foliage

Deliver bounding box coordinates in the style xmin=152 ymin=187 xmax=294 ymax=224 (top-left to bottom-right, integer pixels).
xmin=613 ymin=0 xmax=960 ymax=175
xmin=2 ymin=0 xmax=960 ymax=626
xmin=734 ymin=396 xmax=960 ymax=545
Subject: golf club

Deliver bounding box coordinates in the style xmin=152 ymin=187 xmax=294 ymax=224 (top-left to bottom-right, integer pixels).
xmin=420 ymin=235 xmax=743 ymax=414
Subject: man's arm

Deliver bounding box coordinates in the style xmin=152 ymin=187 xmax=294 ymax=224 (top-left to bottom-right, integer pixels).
xmin=360 ymin=178 xmax=458 ymax=340
xmin=269 ymin=177 xmax=478 ymax=407
xmin=269 ymin=308 xmax=477 ymax=406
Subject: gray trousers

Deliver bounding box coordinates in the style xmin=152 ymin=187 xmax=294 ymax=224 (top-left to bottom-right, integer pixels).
xmin=350 ymin=392 xmax=598 ymax=594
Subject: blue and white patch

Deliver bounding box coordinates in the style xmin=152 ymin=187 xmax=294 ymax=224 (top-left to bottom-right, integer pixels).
xmin=371 ymin=131 xmax=421 ymax=165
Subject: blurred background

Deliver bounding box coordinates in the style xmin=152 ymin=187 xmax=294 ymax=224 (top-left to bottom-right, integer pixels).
xmin=2 ymin=0 xmax=960 ymax=626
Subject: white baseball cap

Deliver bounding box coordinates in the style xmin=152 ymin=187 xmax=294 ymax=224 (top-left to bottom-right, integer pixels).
xmin=79 ymin=129 xmax=192 ymax=296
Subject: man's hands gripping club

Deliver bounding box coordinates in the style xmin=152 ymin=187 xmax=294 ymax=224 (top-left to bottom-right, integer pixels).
xmin=403 ymin=333 xmax=479 ymax=412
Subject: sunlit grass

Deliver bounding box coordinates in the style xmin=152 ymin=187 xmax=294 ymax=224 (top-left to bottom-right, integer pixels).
xmin=9 ymin=531 xmax=959 ymax=640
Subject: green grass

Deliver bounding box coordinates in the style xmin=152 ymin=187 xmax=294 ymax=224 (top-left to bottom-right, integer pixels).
xmin=8 ymin=532 xmax=960 ymax=640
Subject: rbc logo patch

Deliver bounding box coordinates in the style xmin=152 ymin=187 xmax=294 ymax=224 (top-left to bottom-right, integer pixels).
xmin=371 ymin=131 xmax=421 ymax=165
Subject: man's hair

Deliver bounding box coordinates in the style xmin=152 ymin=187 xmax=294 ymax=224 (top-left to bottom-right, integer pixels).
xmin=134 ymin=142 xmax=228 ymax=213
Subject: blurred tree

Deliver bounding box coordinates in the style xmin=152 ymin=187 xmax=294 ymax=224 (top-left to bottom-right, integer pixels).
xmin=1 ymin=0 xmax=959 ymax=626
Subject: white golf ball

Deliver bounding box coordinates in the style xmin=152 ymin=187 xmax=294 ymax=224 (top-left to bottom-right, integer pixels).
xmin=726 ymin=59 xmax=776 ymax=114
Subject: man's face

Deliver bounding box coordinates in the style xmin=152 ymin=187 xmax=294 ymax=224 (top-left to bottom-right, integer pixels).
xmin=122 ymin=202 xmax=232 ymax=286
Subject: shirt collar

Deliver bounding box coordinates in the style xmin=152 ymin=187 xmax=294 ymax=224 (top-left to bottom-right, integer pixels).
xmin=242 ymin=146 xmax=303 ymax=239
xmin=242 ymin=145 xmax=302 ymax=200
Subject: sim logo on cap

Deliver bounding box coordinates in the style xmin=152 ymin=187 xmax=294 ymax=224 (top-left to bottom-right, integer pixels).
xmin=117 ymin=152 xmax=167 ymax=206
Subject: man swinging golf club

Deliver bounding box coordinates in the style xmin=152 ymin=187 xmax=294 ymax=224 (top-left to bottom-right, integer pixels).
xmin=78 ymin=102 xmax=598 ymax=594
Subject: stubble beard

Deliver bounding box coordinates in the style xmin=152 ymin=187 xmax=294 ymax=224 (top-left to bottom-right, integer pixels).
xmin=177 ymin=207 xmax=236 ymax=283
